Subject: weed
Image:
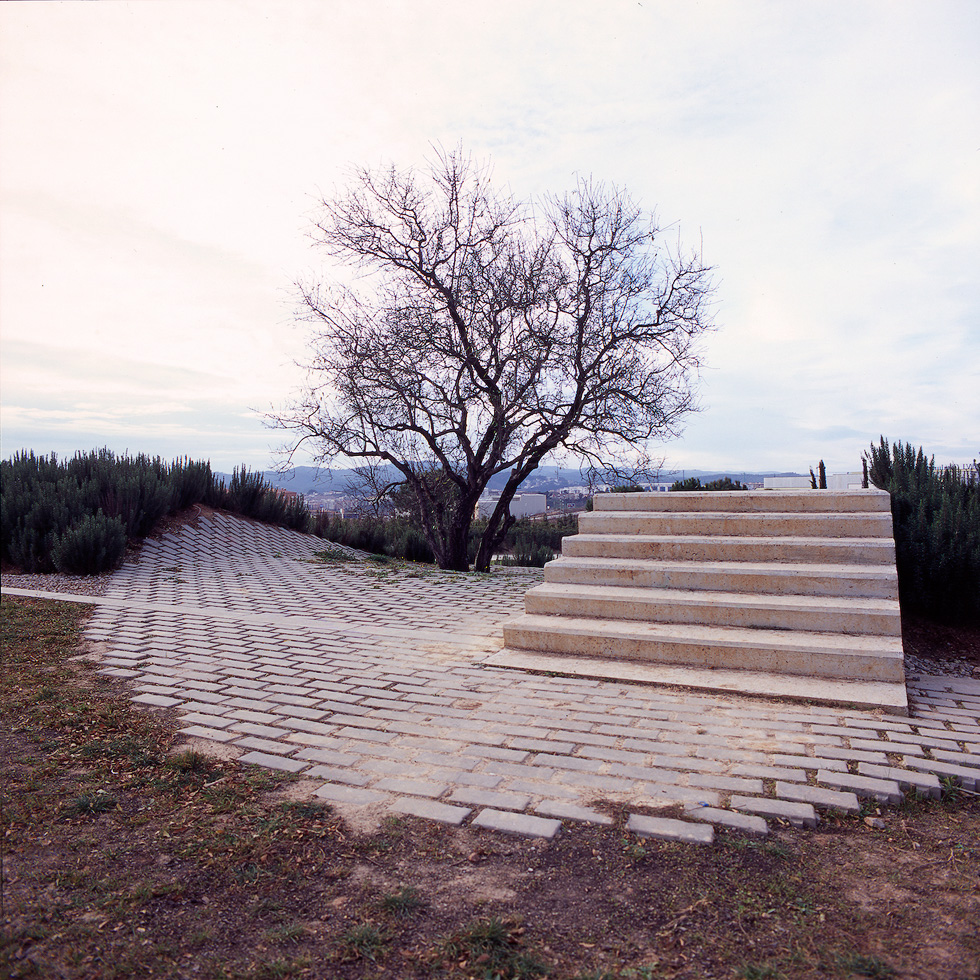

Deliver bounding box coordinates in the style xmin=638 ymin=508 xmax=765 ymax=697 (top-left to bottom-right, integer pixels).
xmin=439 ymin=917 xmax=547 ymax=979
xmin=262 ymin=922 xmax=306 ymax=945
xmin=738 ymin=964 xmax=784 ymax=979
xmin=68 ymin=791 xmax=118 ymax=815
xmin=836 ymin=952 xmax=896 ymax=978
xmin=380 ymin=885 xmax=423 ymax=917
xmin=341 ymin=922 xmax=388 ymax=961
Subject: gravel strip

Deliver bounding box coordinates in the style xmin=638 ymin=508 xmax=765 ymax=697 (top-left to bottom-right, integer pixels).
xmin=1 ymin=572 xmax=113 ymax=597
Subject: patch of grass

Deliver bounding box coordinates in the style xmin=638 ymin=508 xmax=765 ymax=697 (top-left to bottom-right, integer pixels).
xmin=67 ymin=791 xmax=119 ymax=815
xmin=380 ymin=884 xmax=424 ymax=917
xmin=738 ymin=965 xmax=784 ymax=980
xmin=312 ymin=546 xmax=359 ymax=563
xmin=438 ymin=916 xmax=548 ymax=979
xmin=340 ymin=922 xmax=388 ymax=962
xmin=261 ymin=922 xmax=306 ymax=945
xmin=835 ymin=952 xmax=896 ymax=978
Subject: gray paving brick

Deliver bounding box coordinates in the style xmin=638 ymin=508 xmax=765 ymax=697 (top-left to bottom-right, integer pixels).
xmin=179 ymin=725 xmax=239 ymax=743
xmin=389 ymin=797 xmax=471 ymax=826
xmin=505 ymin=780 xmax=580 ymax=800
xmin=454 ymin=771 xmax=504 ymax=788
xmin=449 ymin=788 xmax=531 ymax=811
xmin=689 ymin=773 xmax=764 ymax=794
xmin=608 ymin=764 xmax=681 ymax=783
xmin=233 ymin=736 xmax=296 ymax=756
xmin=314 ymin=783 xmax=389 ymax=805
xmin=304 ymin=766 xmax=372 ymax=785
xmin=640 ymin=784 xmax=720 ymax=807
xmin=683 ymin=804 xmax=768 ymax=836
xmin=730 ymin=795 xmax=818 ymax=828
xmin=534 ymin=801 xmax=614 ymax=825
xmin=626 ymin=814 xmax=713 ymax=844
xmin=931 ymin=749 xmax=980 ymax=769
xmin=373 ymin=777 xmax=447 ymax=798
xmin=903 ymin=757 xmax=978 ymax=791
xmin=472 ymin=809 xmax=562 ymax=839
xmin=812 ymin=746 xmax=888 ymax=765
xmin=775 ymin=781 xmax=860 ymax=813
xmin=294 ymin=747 xmax=361 ymax=766
xmin=732 ymin=763 xmax=807 ymax=782
xmin=132 ymin=693 xmax=182 ymax=707
xmin=532 ymin=753 xmax=602 ymax=772
xmin=238 ymin=751 xmax=307 ymax=773
xmin=230 ymin=721 xmax=292 ymax=739
xmin=180 ymin=711 xmax=235 ymax=729
xmin=554 ymin=772 xmax=636 ymax=793
xmin=817 ymin=770 xmax=902 ymax=803
xmin=462 ymin=745 xmax=529 ymax=762
xmin=856 ymin=763 xmax=941 ymax=798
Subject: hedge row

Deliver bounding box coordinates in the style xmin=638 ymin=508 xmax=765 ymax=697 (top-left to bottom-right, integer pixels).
xmin=866 ymin=438 xmax=979 ymax=622
xmin=1 ymin=450 xmax=312 ymax=575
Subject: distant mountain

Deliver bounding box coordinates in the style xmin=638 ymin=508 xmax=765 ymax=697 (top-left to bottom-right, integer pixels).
xmin=219 ymin=465 xmax=805 ymax=495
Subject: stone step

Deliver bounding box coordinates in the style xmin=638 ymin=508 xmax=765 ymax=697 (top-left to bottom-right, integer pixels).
xmin=544 ymin=556 xmax=899 ymax=599
xmin=523 ymin=582 xmax=902 ymax=636
xmin=502 ymin=614 xmax=905 ymax=682
xmin=579 ymin=511 xmax=894 ymax=538
xmin=593 ymin=489 xmax=891 ymax=513
xmin=562 ymin=534 xmax=895 ymax=565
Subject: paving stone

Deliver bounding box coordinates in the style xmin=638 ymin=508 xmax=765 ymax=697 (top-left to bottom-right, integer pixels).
xmin=902 ymin=757 xmax=978 ymax=791
xmin=732 ymin=763 xmax=807 ymax=782
xmin=373 ymin=777 xmax=447 ymax=798
xmin=233 ymin=736 xmax=296 ymax=756
xmin=856 ymin=763 xmax=941 ymax=798
xmin=639 ymin=784 xmax=720 ymax=807
xmin=688 ymin=773 xmax=764 ymax=794
xmin=314 ymin=783 xmax=389 ymax=805
xmin=238 ymin=751 xmax=307 ymax=773
xmin=531 ymin=753 xmax=602 ymax=772
xmin=683 ymin=804 xmax=768 ymax=836
xmin=132 ymin=693 xmax=182 ymax=707
xmin=294 ymin=747 xmax=361 ymax=766
xmin=449 ymin=788 xmax=531 ymax=811
xmin=179 ymin=725 xmax=239 ymax=743
xmin=775 ymin=781 xmax=860 ymax=813
xmin=817 ymin=770 xmax=902 ymax=804
xmin=534 ymin=800 xmax=614 ymax=825
xmin=389 ymin=797 xmax=471 ymax=826
xmin=555 ymin=772 xmax=636 ymax=793
xmin=472 ymin=809 xmax=562 ymax=839
xmin=230 ymin=721 xmax=292 ymax=739
xmin=730 ymin=795 xmax=818 ymax=828
xmin=303 ymin=766 xmax=372 ymax=785
xmin=931 ymin=749 xmax=980 ymax=770
xmin=626 ymin=814 xmax=714 ymax=844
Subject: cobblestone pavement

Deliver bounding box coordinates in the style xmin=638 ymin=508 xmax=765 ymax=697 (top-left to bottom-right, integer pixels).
xmin=4 ymin=511 xmax=978 ymax=843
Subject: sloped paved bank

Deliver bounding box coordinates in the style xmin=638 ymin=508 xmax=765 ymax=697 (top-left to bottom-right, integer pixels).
xmin=4 ymin=511 xmax=978 ymax=842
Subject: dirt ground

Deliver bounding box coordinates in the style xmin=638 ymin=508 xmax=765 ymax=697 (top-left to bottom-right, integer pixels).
xmin=2 ymin=598 xmax=979 ymax=980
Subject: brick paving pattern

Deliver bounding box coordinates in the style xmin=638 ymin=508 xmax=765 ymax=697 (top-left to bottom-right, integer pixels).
xmin=5 ymin=511 xmax=978 ymax=844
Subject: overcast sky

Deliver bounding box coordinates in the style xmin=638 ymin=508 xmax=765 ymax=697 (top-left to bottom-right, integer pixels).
xmin=2 ymin=0 xmax=977 ymax=478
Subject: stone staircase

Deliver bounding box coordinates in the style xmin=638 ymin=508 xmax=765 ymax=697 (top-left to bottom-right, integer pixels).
xmin=491 ymin=490 xmax=908 ymax=713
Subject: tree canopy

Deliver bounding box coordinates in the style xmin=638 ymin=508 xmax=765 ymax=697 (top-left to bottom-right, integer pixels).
xmin=279 ymin=149 xmax=715 ymax=570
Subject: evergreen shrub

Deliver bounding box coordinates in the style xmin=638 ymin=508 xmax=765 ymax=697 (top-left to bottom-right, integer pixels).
xmin=865 ymin=437 xmax=980 ymax=622
xmin=52 ymin=513 xmax=127 ymax=575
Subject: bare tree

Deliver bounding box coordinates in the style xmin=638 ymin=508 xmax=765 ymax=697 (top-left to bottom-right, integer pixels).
xmin=278 ymin=149 xmax=714 ymax=571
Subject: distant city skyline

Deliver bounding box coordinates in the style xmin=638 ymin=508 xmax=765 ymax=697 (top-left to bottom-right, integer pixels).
xmin=2 ymin=1 xmax=977 ymax=476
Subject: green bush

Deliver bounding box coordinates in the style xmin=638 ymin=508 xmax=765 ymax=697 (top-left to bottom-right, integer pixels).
xmin=865 ymin=438 xmax=980 ymax=622
xmin=670 ymin=476 xmax=747 ymax=491
xmin=312 ymin=512 xmax=434 ymax=563
xmin=1 ymin=450 xmax=312 ymax=575
xmin=52 ymin=512 xmax=127 ymax=575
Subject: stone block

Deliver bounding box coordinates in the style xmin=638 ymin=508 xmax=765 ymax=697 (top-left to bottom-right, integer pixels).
xmin=472 ymin=809 xmax=562 ymax=839
xmin=626 ymin=814 xmax=714 ymax=844
xmin=389 ymin=798 xmax=471 ymax=826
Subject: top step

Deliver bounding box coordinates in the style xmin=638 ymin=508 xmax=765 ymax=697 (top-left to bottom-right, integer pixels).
xmin=593 ymin=489 xmax=891 ymax=513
